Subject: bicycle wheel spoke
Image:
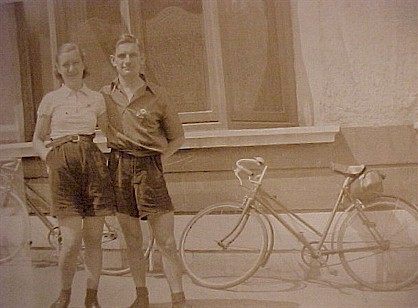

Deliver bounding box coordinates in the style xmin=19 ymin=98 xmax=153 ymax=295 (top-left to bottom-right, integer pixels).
xmin=338 ymin=199 xmax=418 ymax=291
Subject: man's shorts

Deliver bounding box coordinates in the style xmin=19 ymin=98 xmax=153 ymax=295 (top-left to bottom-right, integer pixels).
xmin=108 ymin=150 xmax=174 ymax=218
xmin=46 ymin=136 xmax=115 ymax=218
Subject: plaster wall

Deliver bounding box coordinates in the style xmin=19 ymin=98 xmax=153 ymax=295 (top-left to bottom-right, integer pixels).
xmin=291 ymin=0 xmax=418 ymax=126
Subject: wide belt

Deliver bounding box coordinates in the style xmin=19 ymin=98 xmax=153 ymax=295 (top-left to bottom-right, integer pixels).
xmin=46 ymin=134 xmax=94 ymax=148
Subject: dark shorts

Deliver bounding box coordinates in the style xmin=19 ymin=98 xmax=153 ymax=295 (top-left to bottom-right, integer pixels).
xmin=108 ymin=150 xmax=173 ymax=218
xmin=46 ymin=136 xmax=115 ymax=218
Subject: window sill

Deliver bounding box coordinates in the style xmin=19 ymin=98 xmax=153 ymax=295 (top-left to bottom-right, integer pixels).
xmin=182 ymin=125 xmax=340 ymax=149
xmin=0 ymin=125 xmax=340 ymax=160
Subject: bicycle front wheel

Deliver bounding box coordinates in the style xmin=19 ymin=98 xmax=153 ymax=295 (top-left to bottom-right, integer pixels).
xmin=0 ymin=191 xmax=30 ymax=264
xmin=101 ymin=217 xmax=154 ymax=276
xmin=180 ymin=203 xmax=268 ymax=289
xmin=338 ymin=198 xmax=418 ymax=291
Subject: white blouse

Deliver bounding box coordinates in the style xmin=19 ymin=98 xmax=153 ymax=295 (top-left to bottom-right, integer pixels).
xmin=37 ymin=84 xmax=106 ymax=139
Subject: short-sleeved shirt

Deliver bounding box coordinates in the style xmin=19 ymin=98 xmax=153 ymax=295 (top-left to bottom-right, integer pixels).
xmin=100 ymin=78 xmax=184 ymax=157
xmin=37 ymin=84 xmax=106 ymax=139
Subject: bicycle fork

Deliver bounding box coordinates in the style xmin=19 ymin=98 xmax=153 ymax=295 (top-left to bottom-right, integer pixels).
xmin=217 ymin=197 xmax=254 ymax=249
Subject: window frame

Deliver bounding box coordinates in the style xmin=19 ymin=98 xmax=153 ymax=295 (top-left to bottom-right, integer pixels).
xmin=121 ymin=0 xmax=297 ymax=130
xmin=26 ymin=0 xmax=298 ymax=135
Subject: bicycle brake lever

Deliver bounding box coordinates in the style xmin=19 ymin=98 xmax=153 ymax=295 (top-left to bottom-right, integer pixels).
xmin=254 ymin=157 xmax=265 ymax=165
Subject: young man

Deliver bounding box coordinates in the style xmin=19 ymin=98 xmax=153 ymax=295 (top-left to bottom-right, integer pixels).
xmin=101 ymin=34 xmax=186 ymax=307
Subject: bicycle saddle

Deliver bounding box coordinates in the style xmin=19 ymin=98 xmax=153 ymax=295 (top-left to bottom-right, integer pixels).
xmin=331 ymin=162 xmax=365 ymax=177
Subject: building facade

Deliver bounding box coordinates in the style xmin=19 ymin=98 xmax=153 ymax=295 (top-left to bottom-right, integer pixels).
xmin=0 ymin=0 xmax=416 ymax=212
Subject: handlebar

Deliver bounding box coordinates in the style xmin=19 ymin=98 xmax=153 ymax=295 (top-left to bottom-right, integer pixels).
xmin=0 ymin=159 xmax=21 ymax=188
xmin=0 ymin=159 xmax=21 ymax=173
xmin=234 ymin=157 xmax=266 ymax=186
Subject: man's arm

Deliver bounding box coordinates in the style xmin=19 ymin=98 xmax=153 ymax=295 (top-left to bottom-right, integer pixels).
xmin=161 ymin=135 xmax=185 ymax=162
xmin=97 ymin=112 xmax=109 ymax=136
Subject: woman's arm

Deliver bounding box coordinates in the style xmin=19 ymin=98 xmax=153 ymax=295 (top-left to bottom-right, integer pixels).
xmin=32 ymin=114 xmax=52 ymax=161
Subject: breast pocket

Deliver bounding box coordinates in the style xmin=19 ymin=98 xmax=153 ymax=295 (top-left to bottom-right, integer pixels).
xmin=132 ymin=109 xmax=160 ymax=133
xmin=143 ymin=113 xmax=160 ymax=133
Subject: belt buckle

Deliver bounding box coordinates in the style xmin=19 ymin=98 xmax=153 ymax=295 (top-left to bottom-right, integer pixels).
xmin=72 ymin=135 xmax=80 ymax=143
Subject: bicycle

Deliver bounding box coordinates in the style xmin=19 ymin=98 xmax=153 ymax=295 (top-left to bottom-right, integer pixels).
xmin=0 ymin=159 xmax=30 ymax=264
xmin=1 ymin=158 xmax=155 ymax=275
xmin=179 ymin=157 xmax=418 ymax=291
xmin=25 ymin=177 xmax=155 ymax=276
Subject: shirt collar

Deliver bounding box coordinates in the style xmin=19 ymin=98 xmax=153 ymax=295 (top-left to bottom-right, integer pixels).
xmin=60 ymin=84 xmax=90 ymax=97
xmin=110 ymin=75 xmax=155 ymax=95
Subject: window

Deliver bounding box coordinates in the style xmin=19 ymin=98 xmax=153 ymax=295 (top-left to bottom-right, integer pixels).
xmin=131 ymin=0 xmax=297 ymax=129
xmin=218 ymin=0 xmax=297 ymax=128
xmin=19 ymin=0 xmax=297 ymax=138
xmin=133 ymin=0 xmax=216 ymax=125
xmin=51 ymin=0 xmax=123 ymax=90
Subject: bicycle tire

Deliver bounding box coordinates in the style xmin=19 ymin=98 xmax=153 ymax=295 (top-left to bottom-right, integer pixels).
xmin=101 ymin=217 xmax=154 ymax=276
xmin=374 ymin=195 xmax=418 ymax=212
xmin=337 ymin=198 xmax=418 ymax=291
xmin=0 ymin=191 xmax=30 ymax=264
xmin=180 ymin=203 xmax=268 ymax=289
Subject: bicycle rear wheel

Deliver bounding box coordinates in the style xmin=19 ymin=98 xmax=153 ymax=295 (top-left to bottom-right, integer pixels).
xmin=180 ymin=203 xmax=268 ymax=289
xmin=101 ymin=216 xmax=153 ymax=276
xmin=338 ymin=198 xmax=418 ymax=291
xmin=0 ymin=191 xmax=30 ymax=264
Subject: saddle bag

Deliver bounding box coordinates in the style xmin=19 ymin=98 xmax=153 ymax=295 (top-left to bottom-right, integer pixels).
xmin=350 ymin=170 xmax=385 ymax=201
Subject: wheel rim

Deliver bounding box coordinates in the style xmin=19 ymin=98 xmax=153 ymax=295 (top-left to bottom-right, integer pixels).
xmin=180 ymin=204 xmax=268 ymax=289
xmin=338 ymin=200 xmax=418 ymax=291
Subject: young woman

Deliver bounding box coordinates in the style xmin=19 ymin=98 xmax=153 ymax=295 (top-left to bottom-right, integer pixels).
xmin=33 ymin=43 xmax=114 ymax=308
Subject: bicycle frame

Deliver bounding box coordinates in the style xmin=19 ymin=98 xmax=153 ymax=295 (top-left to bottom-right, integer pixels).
xmin=25 ymin=182 xmax=62 ymax=247
xmin=228 ymin=164 xmax=388 ymax=264
xmin=25 ymin=183 xmax=57 ymax=233
xmin=25 ymin=182 xmax=123 ymax=247
xmin=180 ymin=158 xmax=418 ymax=291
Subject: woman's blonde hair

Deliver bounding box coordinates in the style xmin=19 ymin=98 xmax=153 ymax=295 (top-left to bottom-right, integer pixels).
xmin=54 ymin=43 xmax=89 ymax=83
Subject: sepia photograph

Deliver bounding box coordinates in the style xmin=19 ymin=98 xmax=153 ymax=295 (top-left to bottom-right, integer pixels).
xmin=0 ymin=0 xmax=417 ymax=307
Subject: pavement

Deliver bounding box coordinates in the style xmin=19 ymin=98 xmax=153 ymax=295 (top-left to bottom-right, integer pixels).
xmin=1 ymin=245 xmax=417 ymax=308
xmin=1 ymin=213 xmax=417 ymax=308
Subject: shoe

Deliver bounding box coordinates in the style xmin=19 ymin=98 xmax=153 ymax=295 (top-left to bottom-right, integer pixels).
xmin=129 ymin=287 xmax=149 ymax=308
xmin=85 ymin=288 xmax=100 ymax=308
xmin=50 ymin=289 xmax=71 ymax=308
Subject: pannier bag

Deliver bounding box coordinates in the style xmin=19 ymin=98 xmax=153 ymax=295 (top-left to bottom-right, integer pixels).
xmin=350 ymin=170 xmax=385 ymax=201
